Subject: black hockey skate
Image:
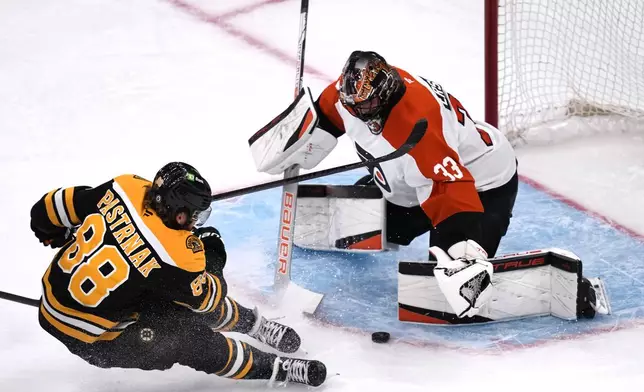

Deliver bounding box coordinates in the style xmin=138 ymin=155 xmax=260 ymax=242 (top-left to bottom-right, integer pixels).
xmin=270 ymin=357 xmax=327 ymax=387
xmin=248 ymin=308 xmax=301 ymax=353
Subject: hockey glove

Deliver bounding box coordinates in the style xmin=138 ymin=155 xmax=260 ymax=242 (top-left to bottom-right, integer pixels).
xmin=432 ymin=240 xmax=494 ymax=318
xmin=193 ymin=226 xmax=227 ymax=273
xmin=31 ymin=222 xmax=73 ymax=249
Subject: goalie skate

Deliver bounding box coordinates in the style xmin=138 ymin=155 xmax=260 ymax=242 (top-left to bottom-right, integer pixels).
xmin=588 ymin=277 xmax=611 ymax=316
xmin=398 ymin=248 xmax=614 ymax=324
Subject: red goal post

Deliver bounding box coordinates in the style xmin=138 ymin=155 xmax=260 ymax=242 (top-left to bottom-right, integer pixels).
xmin=485 ymin=0 xmax=644 ymax=145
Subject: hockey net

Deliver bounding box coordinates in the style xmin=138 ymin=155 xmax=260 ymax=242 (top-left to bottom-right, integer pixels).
xmin=487 ymin=0 xmax=644 ymax=145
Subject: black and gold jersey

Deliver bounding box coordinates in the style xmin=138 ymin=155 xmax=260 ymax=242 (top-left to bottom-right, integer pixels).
xmin=32 ymin=174 xmax=225 ymax=343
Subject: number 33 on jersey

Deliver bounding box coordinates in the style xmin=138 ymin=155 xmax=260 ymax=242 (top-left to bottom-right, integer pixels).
xmin=315 ymin=68 xmax=517 ymax=228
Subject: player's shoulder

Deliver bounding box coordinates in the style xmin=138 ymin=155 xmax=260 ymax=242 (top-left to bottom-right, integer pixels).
xmin=394 ymin=67 xmax=417 ymax=84
xmin=113 ymin=174 xmax=152 ymax=191
xmin=157 ymin=228 xmax=206 ymax=272
xmin=379 ymin=70 xmax=435 ymax=145
xmin=142 ymin=213 xmax=207 ymax=273
xmin=318 ymin=78 xmax=342 ymax=106
xmin=109 ymin=174 xmax=207 ymax=273
xmin=66 ymin=175 xmax=144 ymax=215
xmin=94 ymin=174 xmax=150 ymax=216
xmin=395 ymin=69 xmax=446 ymax=111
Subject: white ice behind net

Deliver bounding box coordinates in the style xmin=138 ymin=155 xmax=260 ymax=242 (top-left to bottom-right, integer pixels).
xmin=498 ymin=0 xmax=644 ymax=145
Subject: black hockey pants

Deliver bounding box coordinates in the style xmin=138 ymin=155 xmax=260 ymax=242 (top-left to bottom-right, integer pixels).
xmin=386 ymin=169 xmax=519 ymax=258
xmin=39 ymin=306 xmax=277 ymax=379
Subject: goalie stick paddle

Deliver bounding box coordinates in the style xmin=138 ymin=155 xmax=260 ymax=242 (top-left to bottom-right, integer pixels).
xmin=211 ymin=118 xmax=428 ymax=201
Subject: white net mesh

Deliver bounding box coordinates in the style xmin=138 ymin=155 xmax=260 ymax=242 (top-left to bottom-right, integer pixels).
xmin=498 ymin=0 xmax=644 ymax=144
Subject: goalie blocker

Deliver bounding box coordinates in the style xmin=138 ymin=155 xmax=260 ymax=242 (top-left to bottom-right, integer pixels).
xmin=398 ymin=248 xmax=611 ymax=324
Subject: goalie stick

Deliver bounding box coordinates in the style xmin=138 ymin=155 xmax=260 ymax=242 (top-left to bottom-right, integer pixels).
xmin=267 ymin=0 xmax=319 ymax=314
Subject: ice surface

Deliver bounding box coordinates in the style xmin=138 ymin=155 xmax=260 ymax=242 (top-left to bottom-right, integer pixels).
xmin=1 ymin=0 xmax=643 ymax=390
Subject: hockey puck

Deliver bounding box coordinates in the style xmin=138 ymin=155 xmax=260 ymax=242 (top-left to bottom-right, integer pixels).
xmin=371 ymin=331 xmax=390 ymax=343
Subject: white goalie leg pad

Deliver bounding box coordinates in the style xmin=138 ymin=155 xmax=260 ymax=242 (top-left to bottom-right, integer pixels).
xmin=293 ymin=185 xmax=386 ymax=252
xmin=398 ymin=248 xmax=595 ymax=325
xmin=248 ymin=87 xmax=337 ymax=175
xmin=432 ymin=240 xmax=494 ymax=318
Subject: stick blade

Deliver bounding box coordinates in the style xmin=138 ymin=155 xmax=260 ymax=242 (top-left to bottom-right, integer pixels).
xmin=277 ymin=282 xmax=324 ymax=315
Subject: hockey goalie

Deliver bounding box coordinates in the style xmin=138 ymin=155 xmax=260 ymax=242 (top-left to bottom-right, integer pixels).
xmin=249 ymin=50 xmax=610 ymax=323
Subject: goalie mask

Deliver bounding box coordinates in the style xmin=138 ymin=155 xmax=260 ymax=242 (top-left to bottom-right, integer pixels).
xmin=338 ymin=51 xmax=403 ymax=128
xmin=145 ymin=162 xmax=212 ymax=230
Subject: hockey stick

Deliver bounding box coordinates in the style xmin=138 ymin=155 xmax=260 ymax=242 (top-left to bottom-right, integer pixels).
xmin=0 ymin=120 xmax=427 ymax=311
xmin=211 ymin=118 xmax=427 ymax=201
xmin=0 ymin=120 xmax=426 ymax=311
xmin=0 ymin=290 xmax=39 ymax=307
xmin=267 ymin=0 xmax=321 ymax=314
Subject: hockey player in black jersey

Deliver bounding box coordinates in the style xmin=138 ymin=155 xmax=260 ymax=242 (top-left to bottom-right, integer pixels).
xmin=31 ymin=162 xmax=326 ymax=387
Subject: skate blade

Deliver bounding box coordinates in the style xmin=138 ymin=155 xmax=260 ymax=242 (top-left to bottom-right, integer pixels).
xmin=588 ymin=277 xmax=611 ymax=315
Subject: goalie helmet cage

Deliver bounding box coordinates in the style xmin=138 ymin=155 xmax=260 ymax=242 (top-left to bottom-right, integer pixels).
xmin=485 ymin=0 xmax=644 ymax=145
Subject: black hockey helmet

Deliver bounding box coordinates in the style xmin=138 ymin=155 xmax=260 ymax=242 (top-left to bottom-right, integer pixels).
xmin=145 ymin=162 xmax=212 ymax=230
xmin=338 ymin=50 xmax=402 ymax=121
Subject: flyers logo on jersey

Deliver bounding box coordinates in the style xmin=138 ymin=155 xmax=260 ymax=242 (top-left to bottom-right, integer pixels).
xmin=186 ymin=235 xmax=204 ymax=254
xmin=355 ymin=143 xmax=391 ymax=193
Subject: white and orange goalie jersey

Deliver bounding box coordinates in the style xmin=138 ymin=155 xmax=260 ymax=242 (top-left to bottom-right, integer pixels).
xmin=247 ymin=58 xmax=518 ymax=318
xmin=314 ymin=67 xmax=516 ymax=232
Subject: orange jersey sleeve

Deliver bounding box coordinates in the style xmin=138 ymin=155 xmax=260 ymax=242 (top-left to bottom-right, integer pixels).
xmin=315 ymin=80 xmax=346 ymax=137
xmin=381 ymin=69 xmax=484 ymax=227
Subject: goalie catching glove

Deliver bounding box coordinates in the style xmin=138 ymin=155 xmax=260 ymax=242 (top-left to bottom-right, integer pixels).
xmin=432 ymin=240 xmax=494 ymax=318
xmin=248 ymin=87 xmax=337 ymax=175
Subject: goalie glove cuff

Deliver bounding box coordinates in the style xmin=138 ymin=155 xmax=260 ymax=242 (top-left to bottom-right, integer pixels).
xmin=447 ymin=239 xmax=488 ymax=261
xmin=432 ymin=240 xmax=494 ymax=318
